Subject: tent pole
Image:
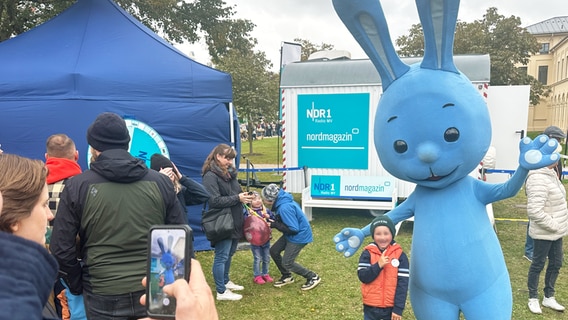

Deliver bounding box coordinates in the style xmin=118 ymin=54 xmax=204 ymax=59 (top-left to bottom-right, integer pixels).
xmin=229 ymin=102 xmax=236 ymax=148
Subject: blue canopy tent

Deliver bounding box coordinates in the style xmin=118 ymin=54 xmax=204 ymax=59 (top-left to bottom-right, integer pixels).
xmin=0 ymin=0 xmax=240 ymax=251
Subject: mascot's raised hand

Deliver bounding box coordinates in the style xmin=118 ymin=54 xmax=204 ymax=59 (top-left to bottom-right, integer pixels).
xmin=331 ymin=0 xmax=559 ymax=319
xmin=520 ymin=134 xmax=560 ymax=170
xmin=334 ymin=225 xmax=368 ymax=258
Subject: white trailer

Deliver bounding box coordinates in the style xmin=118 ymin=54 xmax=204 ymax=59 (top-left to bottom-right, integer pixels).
xmin=279 ymin=54 xmax=529 ymax=218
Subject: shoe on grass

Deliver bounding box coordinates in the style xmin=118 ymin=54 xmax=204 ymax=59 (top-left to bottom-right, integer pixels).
xmin=273 ymin=275 xmax=294 ymax=287
xmin=254 ymin=275 xmax=265 ymax=284
xmin=528 ymin=298 xmax=542 ymax=314
xmin=263 ymin=274 xmax=274 ymax=283
xmin=217 ymin=289 xmax=242 ymax=301
xmin=225 ymin=280 xmax=244 ymax=291
xmin=301 ymin=274 xmax=321 ymax=291
xmin=543 ymin=296 xmax=565 ymax=311
xmin=523 ymin=255 xmax=533 ymax=262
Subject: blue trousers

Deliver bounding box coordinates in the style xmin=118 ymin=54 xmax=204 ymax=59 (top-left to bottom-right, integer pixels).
xmin=212 ymin=238 xmax=238 ymax=293
xmin=251 ymin=241 xmax=271 ymax=277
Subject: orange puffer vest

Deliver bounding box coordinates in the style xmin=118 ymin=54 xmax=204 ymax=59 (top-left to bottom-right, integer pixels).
xmin=361 ymin=243 xmax=403 ymax=307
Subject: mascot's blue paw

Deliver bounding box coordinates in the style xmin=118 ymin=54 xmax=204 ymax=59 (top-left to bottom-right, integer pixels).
xmin=519 ymin=134 xmax=560 ymax=170
xmin=334 ymin=228 xmax=365 ymax=258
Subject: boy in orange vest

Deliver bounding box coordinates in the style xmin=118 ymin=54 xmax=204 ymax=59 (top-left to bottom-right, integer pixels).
xmin=358 ymin=215 xmax=409 ymax=320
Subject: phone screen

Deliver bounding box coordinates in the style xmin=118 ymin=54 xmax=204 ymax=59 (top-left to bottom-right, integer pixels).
xmin=147 ymin=225 xmax=192 ymax=318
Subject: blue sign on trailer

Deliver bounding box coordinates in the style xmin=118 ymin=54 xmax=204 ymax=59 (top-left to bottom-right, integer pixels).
xmin=297 ymin=93 xmax=369 ymax=169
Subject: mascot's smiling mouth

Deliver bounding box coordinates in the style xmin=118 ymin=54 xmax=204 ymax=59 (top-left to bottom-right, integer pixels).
xmin=421 ymin=167 xmax=459 ymax=182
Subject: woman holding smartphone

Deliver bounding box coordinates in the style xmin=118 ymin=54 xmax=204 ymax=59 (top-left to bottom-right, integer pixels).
xmin=201 ymin=144 xmax=254 ymax=301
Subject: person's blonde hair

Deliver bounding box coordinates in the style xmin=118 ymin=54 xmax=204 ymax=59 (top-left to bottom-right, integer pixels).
xmin=201 ymin=143 xmax=236 ymax=176
xmin=46 ymin=134 xmax=76 ymax=160
xmin=0 ymin=154 xmax=47 ymax=232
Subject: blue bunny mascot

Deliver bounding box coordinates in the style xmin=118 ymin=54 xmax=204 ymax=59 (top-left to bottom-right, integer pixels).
xmin=157 ymin=235 xmax=177 ymax=286
xmin=331 ymin=0 xmax=560 ymax=318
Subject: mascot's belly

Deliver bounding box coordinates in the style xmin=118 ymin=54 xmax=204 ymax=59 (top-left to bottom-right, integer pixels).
xmin=409 ymin=188 xmax=508 ymax=302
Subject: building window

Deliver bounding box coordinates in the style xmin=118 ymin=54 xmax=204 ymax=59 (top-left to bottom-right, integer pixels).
xmin=540 ymin=43 xmax=550 ymax=54
xmin=538 ymin=66 xmax=548 ymax=84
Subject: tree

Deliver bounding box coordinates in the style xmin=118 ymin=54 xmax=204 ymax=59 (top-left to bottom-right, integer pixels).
xmin=0 ymin=0 xmax=254 ymax=63
xmin=396 ymin=7 xmax=548 ymax=105
xmin=293 ymin=38 xmax=334 ymax=61
xmin=213 ymin=48 xmax=279 ymax=154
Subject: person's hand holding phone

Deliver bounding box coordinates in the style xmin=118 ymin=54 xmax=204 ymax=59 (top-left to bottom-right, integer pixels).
xmin=239 ymin=192 xmax=254 ymax=203
xmin=140 ymin=259 xmax=218 ymax=320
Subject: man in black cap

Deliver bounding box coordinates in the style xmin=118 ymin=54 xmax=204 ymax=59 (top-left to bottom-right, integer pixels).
xmin=51 ymin=112 xmax=185 ymax=319
xmin=149 ymin=153 xmax=209 ymax=222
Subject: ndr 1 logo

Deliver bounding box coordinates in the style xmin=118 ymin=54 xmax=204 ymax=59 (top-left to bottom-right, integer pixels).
xmin=313 ymin=181 xmax=336 ymax=192
xmin=307 ymin=102 xmax=332 ymax=123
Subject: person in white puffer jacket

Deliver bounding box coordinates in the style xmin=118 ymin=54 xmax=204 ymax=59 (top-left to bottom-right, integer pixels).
xmin=526 ymin=161 xmax=568 ymax=314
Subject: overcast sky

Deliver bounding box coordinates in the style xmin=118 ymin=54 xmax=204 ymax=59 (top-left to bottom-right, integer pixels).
xmin=177 ymin=0 xmax=566 ymax=71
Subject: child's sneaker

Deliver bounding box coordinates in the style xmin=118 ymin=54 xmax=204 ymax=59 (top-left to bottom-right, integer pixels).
xmin=254 ymin=275 xmax=266 ymax=284
xmin=301 ymin=274 xmax=321 ymax=291
xmin=273 ymin=275 xmax=294 ymax=287
xmin=262 ymin=274 xmax=274 ymax=283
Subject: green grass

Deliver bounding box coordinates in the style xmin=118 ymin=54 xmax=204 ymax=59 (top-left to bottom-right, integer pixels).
xmin=197 ymin=203 xmax=568 ymax=320
xmin=210 ymin=138 xmax=568 ymax=319
xmin=240 ymin=136 xmax=283 ymax=165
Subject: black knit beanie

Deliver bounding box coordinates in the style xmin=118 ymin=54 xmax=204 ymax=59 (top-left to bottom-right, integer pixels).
xmin=86 ymin=112 xmax=131 ymax=152
xmin=370 ymin=215 xmax=396 ymax=239
xmin=150 ymin=153 xmax=174 ymax=171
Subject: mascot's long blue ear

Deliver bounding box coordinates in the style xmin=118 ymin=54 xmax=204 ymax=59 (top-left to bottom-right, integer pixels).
xmin=167 ymin=235 xmax=173 ymax=253
xmin=157 ymin=237 xmax=165 ymax=253
xmin=332 ymin=0 xmax=410 ymax=90
xmin=416 ymin=0 xmax=459 ymax=73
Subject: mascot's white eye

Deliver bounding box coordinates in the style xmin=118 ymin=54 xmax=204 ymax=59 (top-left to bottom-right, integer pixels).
xmin=444 ymin=127 xmax=459 ymax=142
xmin=394 ymin=140 xmax=408 ymax=154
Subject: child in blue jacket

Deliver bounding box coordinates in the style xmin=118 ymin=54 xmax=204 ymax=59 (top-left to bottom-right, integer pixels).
xmin=262 ymin=184 xmax=321 ymax=291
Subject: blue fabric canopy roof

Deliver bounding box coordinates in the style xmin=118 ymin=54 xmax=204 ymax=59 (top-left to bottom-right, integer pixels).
xmin=0 ymin=0 xmax=238 ymax=251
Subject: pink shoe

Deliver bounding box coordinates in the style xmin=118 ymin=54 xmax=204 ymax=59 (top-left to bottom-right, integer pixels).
xmin=254 ymin=275 xmax=266 ymax=284
xmin=262 ymin=274 xmax=274 ymax=283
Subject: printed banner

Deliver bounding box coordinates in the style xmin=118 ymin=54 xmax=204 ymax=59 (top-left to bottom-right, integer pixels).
xmin=297 ymin=93 xmax=369 ymax=169
xmin=311 ymin=175 xmax=394 ymax=200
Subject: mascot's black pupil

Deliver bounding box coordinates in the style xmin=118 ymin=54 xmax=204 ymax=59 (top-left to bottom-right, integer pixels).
xmin=444 ymin=127 xmax=459 ymax=142
xmin=394 ymin=140 xmax=408 ymax=153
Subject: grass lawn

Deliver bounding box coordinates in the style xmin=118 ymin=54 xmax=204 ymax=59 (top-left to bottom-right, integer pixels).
xmin=196 ymin=191 xmax=568 ymax=320
xmin=199 ymin=138 xmax=568 ymax=319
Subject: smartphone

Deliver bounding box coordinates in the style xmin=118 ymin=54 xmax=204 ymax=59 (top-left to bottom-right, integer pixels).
xmin=146 ymin=225 xmax=193 ymax=319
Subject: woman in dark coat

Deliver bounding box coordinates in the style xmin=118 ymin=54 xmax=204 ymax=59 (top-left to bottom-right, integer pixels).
xmin=201 ymin=144 xmax=253 ymax=301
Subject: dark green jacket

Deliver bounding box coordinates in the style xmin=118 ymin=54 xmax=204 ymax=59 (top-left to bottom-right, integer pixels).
xmin=51 ymin=149 xmax=185 ymax=295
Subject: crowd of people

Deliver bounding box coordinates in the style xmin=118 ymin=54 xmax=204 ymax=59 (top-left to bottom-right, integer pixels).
xmin=239 ymin=121 xmax=281 ymax=141
xmin=0 ymin=112 xmax=320 ymax=320
xmin=2 ymin=111 xmax=568 ymax=319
